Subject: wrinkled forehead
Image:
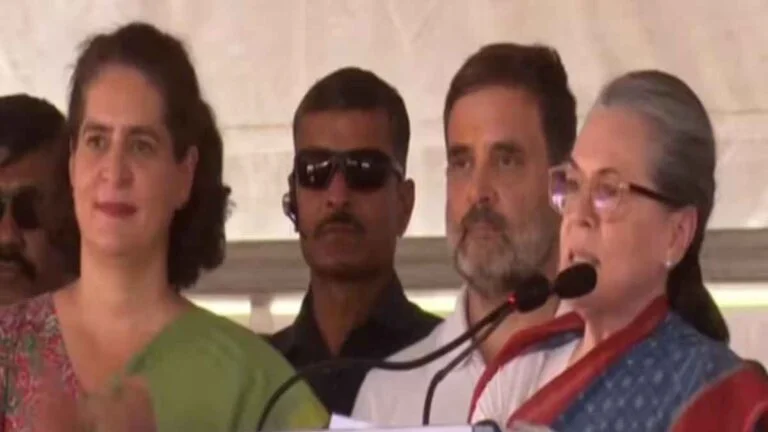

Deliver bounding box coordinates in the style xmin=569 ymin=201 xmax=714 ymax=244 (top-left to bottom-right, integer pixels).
xmin=570 ymin=106 xmax=656 ymax=184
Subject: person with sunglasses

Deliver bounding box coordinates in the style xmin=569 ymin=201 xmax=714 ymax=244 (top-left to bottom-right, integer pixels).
xmin=469 ymin=70 xmax=768 ymax=431
xmin=353 ymin=43 xmax=578 ymax=426
xmin=269 ymin=67 xmax=442 ymax=416
xmin=0 ymin=94 xmax=71 ymax=304
xmin=0 ymin=22 xmax=327 ymax=432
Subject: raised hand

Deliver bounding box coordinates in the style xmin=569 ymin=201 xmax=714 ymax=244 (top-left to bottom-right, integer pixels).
xmin=79 ymin=375 xmax=157 ymax=432
xmin=30 ymin=373 xmax=157 ymax=432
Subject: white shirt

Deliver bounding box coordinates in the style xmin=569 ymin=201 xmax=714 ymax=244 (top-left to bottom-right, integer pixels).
xmin=352 ymin=291 xmax=570 ymax=427
xmin=352 ymin=290 xmax=484 ymax=426
xmin=469 ymin=337 xmax=579 ymax=427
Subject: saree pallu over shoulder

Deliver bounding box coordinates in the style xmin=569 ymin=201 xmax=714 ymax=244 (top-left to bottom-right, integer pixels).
xmin=670 ymin=364 xmax=768 ymax=432
xmin=471 ymin=297 xmax=768 ymax=432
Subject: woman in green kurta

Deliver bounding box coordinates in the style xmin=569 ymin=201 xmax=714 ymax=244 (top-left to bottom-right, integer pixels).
xmin=0 ymin=293 xmax=327 ymax=431
xmin=124 ymin=305 xmax=328 ymax=431
xmin=0 ymin=21 xmax=327 ymax=432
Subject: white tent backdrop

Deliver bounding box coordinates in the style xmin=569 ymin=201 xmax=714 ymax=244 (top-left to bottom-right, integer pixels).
xmin=1 ymin=0 xmax=767 ymax=238
xmin=1 ymin=0 xmax=766 ymax=361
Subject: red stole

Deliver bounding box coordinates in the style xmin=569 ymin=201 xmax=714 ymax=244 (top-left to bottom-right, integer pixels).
xmin=469 ymin=296 xmax=768 ymax=431
xmin=509 ymin=296 xmax=670 ymax=427
xmin=672 ymin=365 xmax=768 ymax=432
xmin=470 ymin=296 xmax=670 ymax=425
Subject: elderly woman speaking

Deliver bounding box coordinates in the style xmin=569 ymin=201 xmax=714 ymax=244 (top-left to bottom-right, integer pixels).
xmin=469 ymin=70 xmax=768 ymax=431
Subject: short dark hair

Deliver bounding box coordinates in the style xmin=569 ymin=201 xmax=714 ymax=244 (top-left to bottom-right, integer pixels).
xmin=444 ymin=43 xmax=577 ymax=165
xmin=54 ymin=22 xmax=231 ymax=290
xmin=292 ymin=67 xmax=411 ymax=172
xmin=0 ymin=94 xmax=65 ymax=168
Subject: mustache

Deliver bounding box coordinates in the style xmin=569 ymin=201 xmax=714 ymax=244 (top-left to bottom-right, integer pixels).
xmin=314 ymin=211 xmax=365 ymax=237
xmin=0 ymin=245 xmax=36 ymax=280
xmin=460 ymin=204 xmax=508 ymax=234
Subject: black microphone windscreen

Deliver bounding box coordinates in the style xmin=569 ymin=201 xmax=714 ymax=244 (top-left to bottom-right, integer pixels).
xmin=553 ymin=263 xmax=597 ymax=299
xmin=514 ymin=273 xmax=551 ymax=312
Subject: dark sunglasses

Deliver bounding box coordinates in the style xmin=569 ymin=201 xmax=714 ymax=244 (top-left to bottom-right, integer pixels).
xmin=293 ymin=149 xmax=404 ymax=191
xmin=0 ymin=188 xmax=42 ymax=230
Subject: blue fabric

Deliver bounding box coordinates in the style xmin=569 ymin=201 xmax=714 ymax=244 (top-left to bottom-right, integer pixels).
xmin=549 ymin=313 xmax=742 ymax=432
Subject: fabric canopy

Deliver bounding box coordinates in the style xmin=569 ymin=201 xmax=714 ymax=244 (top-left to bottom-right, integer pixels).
xmin=1 ymin=0 xmax=765 ymax=241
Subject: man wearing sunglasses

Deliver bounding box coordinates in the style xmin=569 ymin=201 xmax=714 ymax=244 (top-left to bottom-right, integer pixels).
xmin=0 ymin=94 xmax=70 ymax=304
xmin=269 ymin=67 xmax=442 ymax=416
xmin=353 ymin=43 xmax=578 ymax=425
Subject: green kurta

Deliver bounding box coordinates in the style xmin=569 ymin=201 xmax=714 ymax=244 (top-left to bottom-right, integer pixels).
xmin=124 ymin=306 xmax=328 ymax=431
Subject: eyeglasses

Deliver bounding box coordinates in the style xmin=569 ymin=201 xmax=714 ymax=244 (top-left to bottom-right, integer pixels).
xmin=0 ymin=188 xmax=42 ymax=230
xmin=548 ymin=164 xmax=680 ymax=217
xmin=293 ymin=149 xmax=404 ymax=191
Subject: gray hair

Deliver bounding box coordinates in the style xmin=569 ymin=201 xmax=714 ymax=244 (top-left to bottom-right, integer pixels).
xmin=595 ymin=70 xmax=715 ymax=229
xmin=590 ymin=70 xmax=728 ymax=342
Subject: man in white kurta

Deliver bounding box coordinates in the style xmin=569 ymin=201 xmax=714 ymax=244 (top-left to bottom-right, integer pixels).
xmin=354 ymin=292 xmax=573 ymax=426
xmin=351 ymin=42 xmax=579 ymax=426
xmin=353 ymin=291 xmax=483 ymax=425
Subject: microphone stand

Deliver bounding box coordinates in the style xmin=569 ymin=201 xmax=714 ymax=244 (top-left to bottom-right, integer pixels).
xmin=422 ymin=310 xmax=505 ymax=425
xmin=256 ymin=299 xmax=514 ymax=431
xmin=421 ymin=263 xmax=598 ymax=425
xmin=255 ymin=266 xmax=582 ymax=431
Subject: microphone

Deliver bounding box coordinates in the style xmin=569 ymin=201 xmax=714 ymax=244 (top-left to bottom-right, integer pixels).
xmin=551 ymin=263 xmax=597 ymax=299
xmin=255 ymin=266 xmax=594 ymax=431
xmin=420 ymin=263 xmax=597 ymax=424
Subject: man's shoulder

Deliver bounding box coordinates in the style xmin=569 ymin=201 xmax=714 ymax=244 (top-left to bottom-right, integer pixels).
xmin=265 ymin=324 xmax=295 ymax=355
xmin=352 ymin=306 xmax=477 ymax=425
xmin=395 ymin=301 xmax=442 ymax=349
xmin=406 ymin=302 xmax=443 ymax=329
xmin=352 ymin=321 xmax=446 ymax=422
xmin=391 ymin=319 xmax=447 ymax=361
xmin=361 ymin=318 xmax=450 ymax=386
xmin=380 ymin=294 xmax=466 ymax=366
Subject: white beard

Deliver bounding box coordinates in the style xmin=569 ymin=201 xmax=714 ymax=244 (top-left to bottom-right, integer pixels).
xmin=447 ymin=206 xmax=558 ymax=298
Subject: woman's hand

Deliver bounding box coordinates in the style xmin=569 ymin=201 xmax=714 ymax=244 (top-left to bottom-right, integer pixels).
xmin=80 ymin=376 xmax=157 ymax=432
xmin=32 ymin=374 xmax=157 ymax=432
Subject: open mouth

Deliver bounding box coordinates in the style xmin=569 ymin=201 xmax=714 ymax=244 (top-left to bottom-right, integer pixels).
xmin=567 ymin=250 xmax=600 ymax=267
xmin=94 ymin=201 xmax=138 ymax=218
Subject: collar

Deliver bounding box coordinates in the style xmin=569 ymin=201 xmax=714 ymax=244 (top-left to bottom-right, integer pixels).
xmin=281 ymin=273 xmax=423 ymax=353
xmin=440 ymin=286 xmax=571 ymax=369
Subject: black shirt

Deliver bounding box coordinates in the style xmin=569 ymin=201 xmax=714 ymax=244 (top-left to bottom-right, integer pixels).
xmin=268 ymin=275 xmax=442 ymax=415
